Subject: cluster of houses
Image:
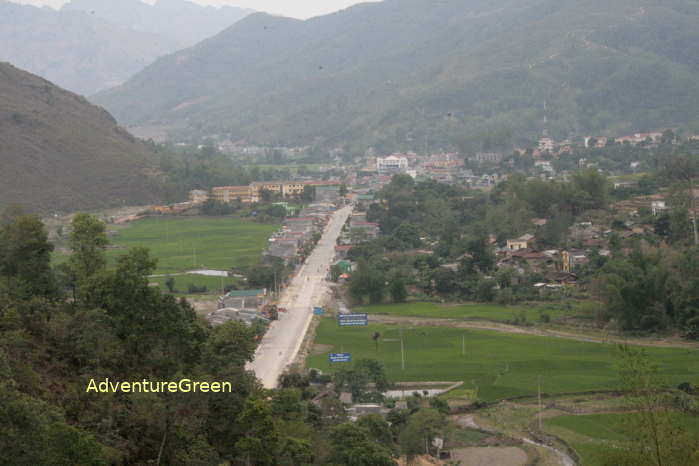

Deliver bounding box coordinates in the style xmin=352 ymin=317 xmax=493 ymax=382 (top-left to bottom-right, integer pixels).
xmin=354 ymin=152 xmax=505 ymax=192
xmin=328 ymin=212 xmax=381 ymax=282
xmin=206 ymin=289 xmax=270 ymax=326
xmin=265 ymin=203 xmax=339 ymax=264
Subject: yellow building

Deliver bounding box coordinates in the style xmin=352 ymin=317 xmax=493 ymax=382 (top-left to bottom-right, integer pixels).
xmin=506 ymin=234 xmax=535 ymax=251
xmin=249 ymin=182 xmax=308 ymax=201
xmin=282 ymin=182 xmax=306 ymax=197
xmin=213 ymin=182 xmax=310 ymax=203
xmin=211 ymin=186 xmax=252 ymax=203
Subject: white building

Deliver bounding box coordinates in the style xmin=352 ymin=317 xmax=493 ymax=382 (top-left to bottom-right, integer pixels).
xmin=651 ymin=201 xmax=667 ymax=216
xmin=538 ymin=137 xmax=554 ymax=153
xmin=376 ymin=155 xmax=408 ymax=175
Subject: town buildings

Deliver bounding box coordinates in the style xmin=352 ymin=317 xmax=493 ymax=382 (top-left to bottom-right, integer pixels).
xmin=376 ymin=155 xmax=409 ymax=176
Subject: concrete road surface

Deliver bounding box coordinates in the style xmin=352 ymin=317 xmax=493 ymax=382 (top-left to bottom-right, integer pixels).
xmin=248 ymin=205 xmax=352 ymax=388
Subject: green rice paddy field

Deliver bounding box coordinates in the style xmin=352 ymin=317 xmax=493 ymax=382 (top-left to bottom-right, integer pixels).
xmin=55 ymin=216 xmax=278 ymax=274
xmin=545 ymin=412 xmax=699 ymax=465
xmin=355 ymin=301 xmax=592 ymax=323
xmin=307 ymin=318 xmax=699 ymax=402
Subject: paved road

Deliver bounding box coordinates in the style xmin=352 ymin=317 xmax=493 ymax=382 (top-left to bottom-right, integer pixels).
xmin=248 ymin=205 xmax=352 ymax=388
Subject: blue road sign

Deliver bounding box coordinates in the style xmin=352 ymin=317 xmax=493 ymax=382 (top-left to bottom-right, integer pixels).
xmin=313 ymin=307 xmax=325 ymax=315
xmin=329 ymin=353 xmax=352 ymax=363
xmin=338 ymin=313 xmax=368 ymax=326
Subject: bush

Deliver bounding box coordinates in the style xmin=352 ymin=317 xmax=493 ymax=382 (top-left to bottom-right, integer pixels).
xmin=539 ymin=311 xmax=551 ymax=323
xmin=678 ymin=382 xmax=694 ymax=394
xmin=495 ymin=288 xmax=515 ymax=305
xmin=640 ymin=314 xmax=665 ymax=331
xmin=187 ymin=283 xmax=208 ymax=294
xmin=510 ymin=310 xmax=528 ymax=326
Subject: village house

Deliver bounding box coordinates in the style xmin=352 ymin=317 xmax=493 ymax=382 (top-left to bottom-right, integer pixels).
xmin=538 ymin=137 xmax=554 ymax=153
xmin=218 ymin=289 xmax=267 ymax=310
xmin=561 ymin=250 xmax=589 ymax=273
xmin=506 ymin=234 xmax=535 ymax=251
xmin=189 ymin=189 xmax=209 ymax=204
xmin=470 ymin=152 xmax=503 ymax=164
xmin=335 ymin=244 xmax=354 ymax=260
xmin=651 ymin=200 xmax=668 ymax=216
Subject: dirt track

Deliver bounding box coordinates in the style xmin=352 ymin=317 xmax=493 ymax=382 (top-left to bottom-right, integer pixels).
xmin=368 ymin=314 xmax=699 ymax=350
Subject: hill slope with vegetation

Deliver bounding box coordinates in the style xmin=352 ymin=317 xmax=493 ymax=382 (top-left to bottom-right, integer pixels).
xmin=94 ymin=0 xmax=699 ymax=151
xmin=0 ymin=63 xmax=162 ymax=213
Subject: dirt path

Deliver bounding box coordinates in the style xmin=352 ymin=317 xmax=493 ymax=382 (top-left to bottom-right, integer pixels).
xmin=454 ymin=415 xmax=575 ymax=466
xmin=368 ymin=315 xmax=699 ymax=350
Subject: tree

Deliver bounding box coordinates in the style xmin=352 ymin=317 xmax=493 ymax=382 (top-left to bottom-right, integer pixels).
xmin=389 ymin=274 xmax=408 ymax=303
xmin=202 ymin=321 xmax=257 ymax=376
xmin=300 ymin=185 xmax=316 ymax=202
xmin=339 ymin=184 xmax=348 ymax=197
xmin=664 ymin=156 xmax=699 ymax=245
xmin=165 ymin=276 xmax=176 ymax=293
xmin=334 ymin=359 xmax=390 ymax=399
xmin=327 ymin=422 xmax=396 ymax=466
xmin=600 ymin=346 xmax=699 ymax=465
xmin=399 ymin=408 xmax=446 ymax=457
xmin=348 ymin=260 xmax=385 ymax=305
xmin=0 ymin=214 xmax=55 ymax=298
xmin=571 ymin=168 xmax=610 ymax=212
xmin=68 ymin=214 xmax=108 ymax=283
xmin=235 ymin=399 xmax=281 ymax=466
xmin=393 ymin=222 xmax=422 ymax=249
xmin=357 ymin=414 xmax=394 ymax=446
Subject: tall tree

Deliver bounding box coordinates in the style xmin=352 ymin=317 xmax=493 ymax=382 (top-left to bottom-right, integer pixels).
xmin=68 ymin=214 xmax=108 ymax=283
xmin=0 ymin=214 xmax=55 ymax=298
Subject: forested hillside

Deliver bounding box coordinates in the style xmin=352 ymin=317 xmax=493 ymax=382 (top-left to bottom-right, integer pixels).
xmin=0 ymin=63 xmax=161 ymax=213
xmin=94 ymin=0 xmax=699 ymax=151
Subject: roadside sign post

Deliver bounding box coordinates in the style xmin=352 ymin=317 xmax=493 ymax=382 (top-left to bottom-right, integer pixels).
xmin=329 ymin=353 xmax=352 ymax=363
xmin=338 ymin=313 xmax=368 ymax=326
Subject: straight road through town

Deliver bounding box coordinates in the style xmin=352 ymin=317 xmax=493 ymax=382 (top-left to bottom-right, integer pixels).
xmin=248 ymin=205 xmax=352 ymax=388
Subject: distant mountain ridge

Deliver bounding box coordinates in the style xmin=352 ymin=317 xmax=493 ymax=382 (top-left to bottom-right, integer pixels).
xmin=0 ymin=0 xmax=252 ymax=95
xmin=62 ymin=0 xmax=254 ymax=52
xmin=0 ymin=63 xmax=162 ymax=213
xmin=92 ymin=0 xmax=699 ymax=151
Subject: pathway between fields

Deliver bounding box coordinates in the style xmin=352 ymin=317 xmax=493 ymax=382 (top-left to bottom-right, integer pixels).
xmin=368 ymin=315 xmax=699 ymax=350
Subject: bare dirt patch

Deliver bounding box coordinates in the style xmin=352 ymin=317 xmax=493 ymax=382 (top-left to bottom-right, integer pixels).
xmin=310 ymin=343 xmax=333 ymax=356
xmin=450 ymin=446 xmax=528 ymax=466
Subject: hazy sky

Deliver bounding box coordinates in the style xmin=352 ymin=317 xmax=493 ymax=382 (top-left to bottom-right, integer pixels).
xmin=11 ymin=0 xmax=380 ymax=19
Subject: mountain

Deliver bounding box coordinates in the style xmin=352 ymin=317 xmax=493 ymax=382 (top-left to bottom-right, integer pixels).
xmin=0 ymin=0 xmax=252 ymax=95
xmin=0 ymin=62 xmax=162 ymax=213
xmin=92 ymin=0 xmax=699 ymax=152
xmin=62 ymin=0 xmax=253 ymax=50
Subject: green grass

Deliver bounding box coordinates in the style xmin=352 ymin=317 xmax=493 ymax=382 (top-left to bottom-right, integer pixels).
xmin=307 ymin=318 xmax=699 ymax=402
xmin=54 ymin=216 xmax=278 ymax=274
xmin=545 ymin=412 xmax=699 ymax=465
xmin=356 ymin=301 xmax=589 ymax=324
xmin=449 ymin=428 xmax=491 ymax=446
xmin=149 ymin=274 xmax=244 ymax=296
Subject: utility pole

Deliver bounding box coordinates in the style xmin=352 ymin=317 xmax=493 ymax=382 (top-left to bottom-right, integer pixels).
xmin=691 ymin=176 xmax=698 ymax=245
xmin=400 ymin=328 xmax=405 ymax=371
xmin=538 ymin=375 xmax=543 ymax=431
